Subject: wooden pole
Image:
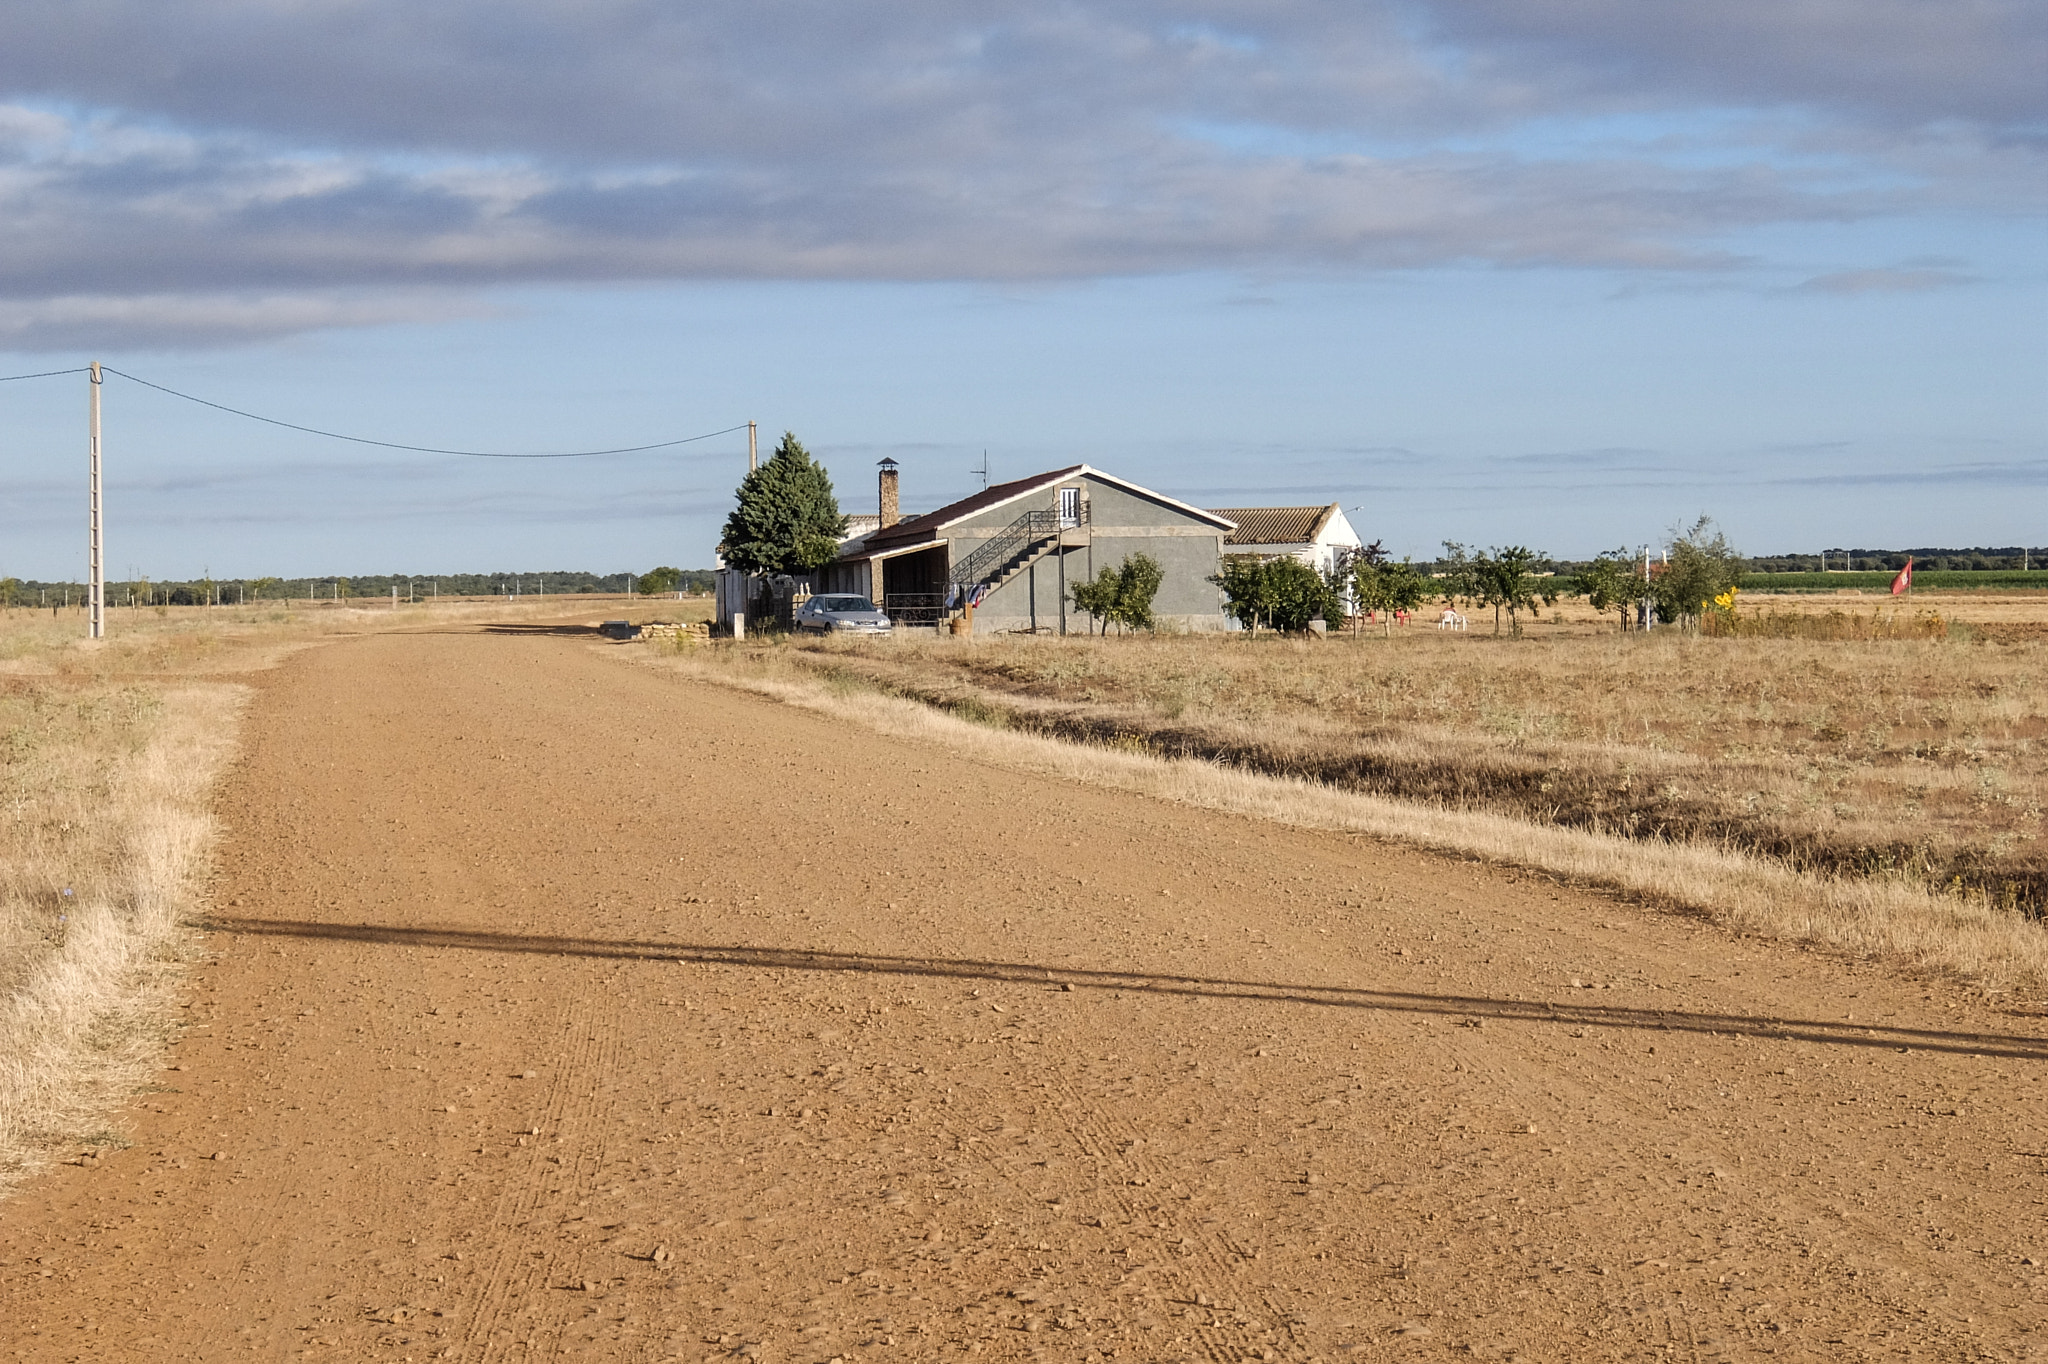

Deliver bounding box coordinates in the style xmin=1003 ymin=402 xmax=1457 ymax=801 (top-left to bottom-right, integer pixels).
xmin=88 ymin=362 xmax=104 ymax=639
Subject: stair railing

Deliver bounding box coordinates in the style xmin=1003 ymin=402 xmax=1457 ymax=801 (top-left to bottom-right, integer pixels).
xmin=948 ymin=507 xmax=1062 ymax=589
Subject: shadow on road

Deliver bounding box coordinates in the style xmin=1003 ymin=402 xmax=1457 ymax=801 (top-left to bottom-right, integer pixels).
xmin=206 ymin=916 xmax=2048 ymax=1062
xmin=476 ymin=623 xmax=605 ymax=637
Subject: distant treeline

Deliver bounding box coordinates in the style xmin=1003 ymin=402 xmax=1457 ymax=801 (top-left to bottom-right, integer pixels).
xmin=1744 ymin=547 xmax=2044 ymax=573
xmin=0 ymin=569 xmax=718 ymax=607
xmin=1410 ymin=547 xmax=2045 ymax=578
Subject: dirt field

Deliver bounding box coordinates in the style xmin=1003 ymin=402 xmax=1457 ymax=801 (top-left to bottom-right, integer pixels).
xmin=2 ymin=623 xmax=2045 ymax=1362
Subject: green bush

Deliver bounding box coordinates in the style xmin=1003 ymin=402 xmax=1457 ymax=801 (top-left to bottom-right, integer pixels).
xmin=1213 ymin=555 xmax=1342 ymax=633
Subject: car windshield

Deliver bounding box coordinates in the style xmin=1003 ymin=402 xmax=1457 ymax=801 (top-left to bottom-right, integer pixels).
xmin=812 ymin=596 xmax=876 ymax=613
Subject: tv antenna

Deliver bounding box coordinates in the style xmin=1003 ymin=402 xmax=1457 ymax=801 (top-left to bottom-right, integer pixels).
xmin=973 ymin=450 xmax=990 ymax=487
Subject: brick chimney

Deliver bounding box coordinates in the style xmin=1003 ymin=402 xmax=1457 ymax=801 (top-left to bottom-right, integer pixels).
xmin=878 ymin=458 xmax=900 ymax=528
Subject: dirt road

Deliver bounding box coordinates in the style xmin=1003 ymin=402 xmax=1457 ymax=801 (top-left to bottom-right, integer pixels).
xmin=3 ymin=627 xmax=2045 ymax=1363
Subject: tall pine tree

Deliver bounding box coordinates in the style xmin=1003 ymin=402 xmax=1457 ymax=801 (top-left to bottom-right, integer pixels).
xmin=719 ymin=433 xmax=847 ymax=574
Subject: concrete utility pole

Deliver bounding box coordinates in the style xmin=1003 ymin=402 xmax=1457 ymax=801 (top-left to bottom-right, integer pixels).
xmin=88 ymin=362 xmax=104 ymax=639
xmin=748 ymin=421 xmax=758 ymax=471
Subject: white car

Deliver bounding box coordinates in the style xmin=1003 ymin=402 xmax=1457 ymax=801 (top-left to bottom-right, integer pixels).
xmin=794 ymin=595 xmax=894 ymax=634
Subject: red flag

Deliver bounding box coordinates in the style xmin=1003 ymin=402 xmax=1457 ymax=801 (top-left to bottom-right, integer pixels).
xmin=1890 ymin=557 xmax=1913 ymax=596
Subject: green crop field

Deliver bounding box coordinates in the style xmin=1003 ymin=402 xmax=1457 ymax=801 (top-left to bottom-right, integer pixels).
xmin=1738 ymin=570 xmax=2048 ymax=593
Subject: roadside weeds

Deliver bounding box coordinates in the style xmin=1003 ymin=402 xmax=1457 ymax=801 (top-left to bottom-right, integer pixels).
xmin=0 ymin=682 xmax=243 ymax=1195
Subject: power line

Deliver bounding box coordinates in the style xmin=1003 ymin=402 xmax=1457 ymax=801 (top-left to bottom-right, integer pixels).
xmin=98 ymin=366 xmax=747 ymax=459
xmin=0 ymin=367 xmax=91 ymax=383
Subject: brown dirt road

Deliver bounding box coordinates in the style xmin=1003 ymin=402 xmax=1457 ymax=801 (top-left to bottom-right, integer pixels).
xmin=3 ymin=626 xmax=2046 ymax=1363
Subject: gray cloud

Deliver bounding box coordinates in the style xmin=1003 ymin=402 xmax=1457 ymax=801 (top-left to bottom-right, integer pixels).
xmin=1431 ymin=0 xmax=2046 ymax=130
xmin=0 ymin=2 xmax=2037 ymax=346
xmin=0 ymin=289 xmax=499 ymax=349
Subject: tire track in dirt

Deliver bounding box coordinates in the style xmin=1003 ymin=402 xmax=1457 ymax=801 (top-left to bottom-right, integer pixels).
xmin=462 ymin=994 xmax=621 ymax=1362
xmin=1027 ymin=1055 xmax=1298 ymax=1363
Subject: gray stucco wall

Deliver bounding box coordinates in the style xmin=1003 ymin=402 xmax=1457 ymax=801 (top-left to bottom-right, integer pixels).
xmin=955 ymin=473 xmax=1227 ymax=633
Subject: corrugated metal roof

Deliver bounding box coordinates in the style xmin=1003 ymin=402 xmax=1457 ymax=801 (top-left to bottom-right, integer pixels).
xmin=1210 ymin=504 xmax=1340 ymax=546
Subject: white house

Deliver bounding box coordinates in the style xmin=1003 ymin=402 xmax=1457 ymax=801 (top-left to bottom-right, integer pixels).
xmin=1206 ymin=503 xmax=1362 ymax=575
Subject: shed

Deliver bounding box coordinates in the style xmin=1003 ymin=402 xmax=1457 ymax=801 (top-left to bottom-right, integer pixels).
xmin=1206 ymin=503 xmax=1362 ymax=577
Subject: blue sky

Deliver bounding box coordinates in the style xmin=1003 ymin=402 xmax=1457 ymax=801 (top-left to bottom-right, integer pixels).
xmin=1 ymin=2 xmax=2042 ymax=578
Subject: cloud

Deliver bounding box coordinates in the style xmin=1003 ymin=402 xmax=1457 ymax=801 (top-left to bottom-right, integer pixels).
xmin=0 ymin=2 xmax=2037 ymax=345
xmin=0 ymin=289 xmax=499 ymax=349
xmin=1430 ymin=1 xmax=2047 ymax=131
xmin=1764 ymin=460 xmax=2048 ymax=489
xmin=1789 ymin=267 xmax=1974 ymax=295
xmin=1488 ymin=446 xmax=1666 ymax=467
xmin=0 ymin=108 xmax=1865 ymax=296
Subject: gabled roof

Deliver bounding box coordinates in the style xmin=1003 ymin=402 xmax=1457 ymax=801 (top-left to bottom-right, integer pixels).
xmin=858 ymin=464 xmax=1233 ymax=555
xmin=841 ymin=511 xmax=923 ymax=544
xmin=1210 ymin=503 xmax=1344 ymax=547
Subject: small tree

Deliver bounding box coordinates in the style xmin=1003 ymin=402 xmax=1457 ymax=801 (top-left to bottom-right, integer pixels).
xmin=637 ymin=566 xmax=683 ymax=595
xmin=719 ymin=433 xmax=848 ymax=575
xmin=1655 ymin=516 xmax=1741 ymax=630
xmin=1443 ymin=542 xmax=1552 ymax=635
xmin=1570 ymin=550 xmax=1640 ymax=631
xmin=1070 ymin=552 xmax=1164 ymax=634
xmin=1214 ymin=555 xmax=1278 ymax=633
xmin=1352 ymin=558 xmax=1430 ymax=637
xmin=0 ymin=577 xmax=18 ymax=610
xmin=1436 ymin=542 xmax=1480 ymax=613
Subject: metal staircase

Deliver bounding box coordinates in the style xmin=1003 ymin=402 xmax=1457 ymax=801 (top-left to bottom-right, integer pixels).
xmin=948 ymin=503 xmax=1088 ymax=598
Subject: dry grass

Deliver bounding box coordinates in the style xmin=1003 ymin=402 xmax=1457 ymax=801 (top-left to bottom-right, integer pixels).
xmin=0 ymin=658 xmax=243 ymax=1191
xmin=1702 ymin=605 xmax=1952 ymax=640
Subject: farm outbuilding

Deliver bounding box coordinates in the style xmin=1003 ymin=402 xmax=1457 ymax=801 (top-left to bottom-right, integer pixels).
xmin=1206 ymin=503 xmax=1362 ymax=577
xmin=827 ymin=464 xmax=1236 ymax=633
